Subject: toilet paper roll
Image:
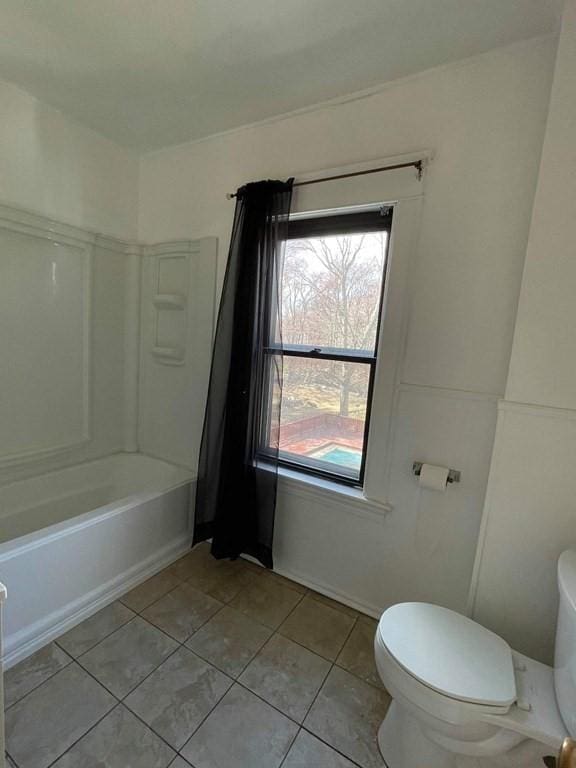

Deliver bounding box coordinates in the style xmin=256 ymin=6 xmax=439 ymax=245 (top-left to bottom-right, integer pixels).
xmin=418 ymin=463 xmax=450 ymax=491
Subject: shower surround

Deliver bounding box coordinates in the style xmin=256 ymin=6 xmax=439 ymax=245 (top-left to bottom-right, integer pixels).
xmin=0 ymin=202 xmax=217 ymax=665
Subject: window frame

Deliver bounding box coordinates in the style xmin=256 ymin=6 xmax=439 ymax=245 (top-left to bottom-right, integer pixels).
xmin=259 ymin=205 xmax=394 ymax=488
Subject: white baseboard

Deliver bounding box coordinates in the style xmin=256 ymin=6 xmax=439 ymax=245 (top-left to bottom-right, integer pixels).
xmin=241 ymin=553 xmax=382 ymax=620
xmin=276 ymin=564 xmax=382 ymax=619
xmin=3 ymin=535 xmax=192 ymax=669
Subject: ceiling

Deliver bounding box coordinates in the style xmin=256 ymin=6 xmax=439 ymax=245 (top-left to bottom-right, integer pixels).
xmin=0 ymin=0 xmax=562 ymax=151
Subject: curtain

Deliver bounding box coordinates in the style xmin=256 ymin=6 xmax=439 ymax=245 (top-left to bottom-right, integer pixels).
xmin=193 ymin=179 xmax=294 ymax=568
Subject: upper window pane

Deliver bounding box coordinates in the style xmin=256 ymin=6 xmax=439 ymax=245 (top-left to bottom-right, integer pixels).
xmin=279 ymin=230 xmax=388 ymax=355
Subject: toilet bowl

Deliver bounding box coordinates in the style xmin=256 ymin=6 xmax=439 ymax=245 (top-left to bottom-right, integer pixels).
xmin=374 ymin=551 xmax=576 ymax=768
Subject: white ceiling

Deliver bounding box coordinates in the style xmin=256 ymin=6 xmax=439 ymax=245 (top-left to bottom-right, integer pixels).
xmin=0 ymin=0 xmax=562 ymax=151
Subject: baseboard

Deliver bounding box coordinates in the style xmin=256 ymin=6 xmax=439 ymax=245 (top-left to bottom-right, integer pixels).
xmin=3 ymin=534 xmax=192 ymax=669
xmin=241 ymin=553 xmax=381 ymax=619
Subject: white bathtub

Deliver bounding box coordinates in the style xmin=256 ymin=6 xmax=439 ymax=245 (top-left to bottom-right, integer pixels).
xmin=0 ymin=453 xmax=194 ymax=667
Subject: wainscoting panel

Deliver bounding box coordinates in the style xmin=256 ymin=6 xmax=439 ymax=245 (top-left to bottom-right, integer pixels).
xmin=470 ymin=401 xmax=576 ymax=663
xmin=274 ymin=384 xmax=498 ymax=618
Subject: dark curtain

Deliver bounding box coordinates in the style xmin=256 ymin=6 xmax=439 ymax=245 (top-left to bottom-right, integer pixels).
xmin=193 ymin=179 xmax=294 ymax=568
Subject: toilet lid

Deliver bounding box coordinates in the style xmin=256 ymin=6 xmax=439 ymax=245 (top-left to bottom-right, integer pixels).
xmin=378 ymin=602 xmax=516 ymax=707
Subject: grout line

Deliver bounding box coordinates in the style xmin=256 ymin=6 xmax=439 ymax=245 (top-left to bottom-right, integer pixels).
xmin=161 ymin=579 xmax=324 ymax=757
xmin=118 ymin=579 xmax=182 ymax=614
xmin=74 ymin=614 xmax=144 ymax=663
xmin=3 ymin=648 xmax=74 ymax=712
xmin=5 ymin=748 xmax=21 ymax=768
xmin=174 ymin=682 xmax=238 ymax=759
xmin=42 ymin=700 xmax=124 ymax=768
xmin=71 ymin=656 xmax=183 ymax=757
xmin=123 ymin=692 xmax=196 ymax=755
xmin=9 ymin=553 xmax=382 ymax=768
xmin=173 ymin=565 xmax=381 ymax=763
xmin=184 ymin=613 xmax=273 ymax=680
xmin=229 ymin=677 xmax=364 ymax=768
xmin=74 ymin=622 xmax=183 ymax=701
xmin=299 ymin=725 xmax=366 ymax=768
xmin=277 ymin=725 xmax=302 ymax=768
xmin=54 ymin=607 xmax=136 ymax=660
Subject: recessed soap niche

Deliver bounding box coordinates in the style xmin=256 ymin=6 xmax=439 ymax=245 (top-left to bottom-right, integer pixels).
xmin=138 ymin=237 xmax=217 ymax=467
xmin=151 ymin=253 xmax=189 ymax=365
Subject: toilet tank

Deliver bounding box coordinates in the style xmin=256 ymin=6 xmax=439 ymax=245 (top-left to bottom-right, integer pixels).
xmin=555 ymin=550 xmax=576 ymax=737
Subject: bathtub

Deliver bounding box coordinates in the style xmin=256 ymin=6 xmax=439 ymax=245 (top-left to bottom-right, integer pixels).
xmin=0 ymin=453 xmax=194 ymax=667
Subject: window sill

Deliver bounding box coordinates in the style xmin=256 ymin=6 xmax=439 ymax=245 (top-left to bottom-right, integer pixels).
xmin=277 ymin=465 xmax=392 ymax=521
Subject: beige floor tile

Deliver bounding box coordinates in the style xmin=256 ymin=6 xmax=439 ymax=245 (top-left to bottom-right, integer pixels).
xmin=120 ymin=567 xmax=182 ymax=612
xmin=238 ymin=557 xmax=266 ymax=574
xmin=186 ymin=605 xmax=272 ymax=677
xmin=142 ymin=583 xmax=223 ymax=642
xmin=283 ymin=730 xmax=359 ymax=767
xmin=174 ymin=545 xmax=247 ymax=593
xmin=304 ymin=666 xmax=390 ymax=768
xmin=206 ymin=568 xmax=260 ymax=603
xmin=279 ymin=595 xmax=355 ymax=660
xmin=57 ymin=602 xmax=136 ymax=658
xmin=125 ymin=646 xmax=232 ymax=750
xmin=51 ymin=704 xmax=175 ymax=767
xmin=4 ymin=642 xmax=72 ymax=708
xmin=229 ymin=577 xmax=302 ymax=629
xmin=307 ymin=591 xmax=359 ymax=619
xmin=336 ymin=617 xmax=383 ymax=689
xmin=173 ymin=541 xmax=212 ymax=573
xmin=78 ymin=617 xmax=178 ymax=698
xmin=5 ymin=663 xmax=115 ymax=768
xmin=260 ymin=570 xmax=308 ymax=594
xmin=181 ymin=684 xmax=298 ymax=768
xmin=239 ymin=634 xmax=330 ymax=723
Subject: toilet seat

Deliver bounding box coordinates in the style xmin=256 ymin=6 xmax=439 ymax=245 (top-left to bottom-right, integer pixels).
xmin=375 ymin=554 xmax=576 ymax=768
xmin=375 ymin=626 xmax=514 ymax=725
xmin=377 ymin=603 xmax=516 ymax=708
xmin=375 ymin=603 xmax=568 ymax=750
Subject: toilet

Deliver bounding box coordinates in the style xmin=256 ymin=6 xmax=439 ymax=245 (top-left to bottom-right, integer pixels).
xmin=374 ymin=550 xmax=576 ymax=768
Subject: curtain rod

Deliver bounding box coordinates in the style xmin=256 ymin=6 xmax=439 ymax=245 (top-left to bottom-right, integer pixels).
xmin=225 ymin=159 xmax=424 ymax=199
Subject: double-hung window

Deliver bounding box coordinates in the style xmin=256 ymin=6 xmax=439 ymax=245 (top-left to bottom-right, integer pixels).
xmin=261 ymin=205 xmax=393 ymax=486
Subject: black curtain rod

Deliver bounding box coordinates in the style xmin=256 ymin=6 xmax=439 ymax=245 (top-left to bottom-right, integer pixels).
xmin=226 ymin=159 xmax=424 ymax=199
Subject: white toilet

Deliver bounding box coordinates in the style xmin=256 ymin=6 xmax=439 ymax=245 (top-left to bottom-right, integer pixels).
xmin=374 ymin=550 xmax=576 ymax=768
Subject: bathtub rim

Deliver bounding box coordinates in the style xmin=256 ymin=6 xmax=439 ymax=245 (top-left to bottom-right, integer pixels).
xmin=2 ymin=532 xmax=192 ymax=669
xmin=0 ymin=453 xmax=195 ymax=558
xmin=1 ymin=480 xmax=195 ymax=669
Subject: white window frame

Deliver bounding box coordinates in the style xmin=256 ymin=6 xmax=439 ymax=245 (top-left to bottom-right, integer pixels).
xmin=277 ymin=153 xmax=427 ymax=512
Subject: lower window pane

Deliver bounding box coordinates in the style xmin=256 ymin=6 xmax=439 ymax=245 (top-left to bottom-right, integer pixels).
xmin=273 ymin=356 xmax=370 ymax=481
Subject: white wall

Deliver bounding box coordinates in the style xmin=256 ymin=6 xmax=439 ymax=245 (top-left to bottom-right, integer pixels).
xmin=139 ymin=37 xmax=556 ymax=616
xmin=470 ymin=0 xmax=576 ymax=663
xmin=0 ymin=78 xmax=138 ymax=240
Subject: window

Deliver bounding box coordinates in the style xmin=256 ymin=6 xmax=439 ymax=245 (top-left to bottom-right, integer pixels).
xmin=261 ymin=206 xmax=393 ymax=485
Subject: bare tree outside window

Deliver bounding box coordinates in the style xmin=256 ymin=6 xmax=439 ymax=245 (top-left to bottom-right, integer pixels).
xmin=262 ymin=209 xmax=391 ymax=482
xmin=282 ymin=232 xmax=386 ymax=416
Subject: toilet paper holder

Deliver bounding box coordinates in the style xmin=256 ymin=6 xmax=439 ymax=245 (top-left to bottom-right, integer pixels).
xmin=412 ymin=462 xmax=461 ymax=484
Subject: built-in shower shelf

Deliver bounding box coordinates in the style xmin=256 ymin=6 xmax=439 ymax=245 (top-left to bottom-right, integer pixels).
xmin=151 ymin=345 xmax=185 ymax=365
xmin=153 ymin=293 xmax=186 ymax=310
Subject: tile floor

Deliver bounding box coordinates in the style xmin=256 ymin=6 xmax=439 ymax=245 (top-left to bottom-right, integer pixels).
xmin=4 ymin=543 xmax=390 ymax=768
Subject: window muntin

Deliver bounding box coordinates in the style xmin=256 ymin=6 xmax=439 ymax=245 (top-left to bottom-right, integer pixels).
xmin=262 ymin=207 xmax=392 ymax=485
